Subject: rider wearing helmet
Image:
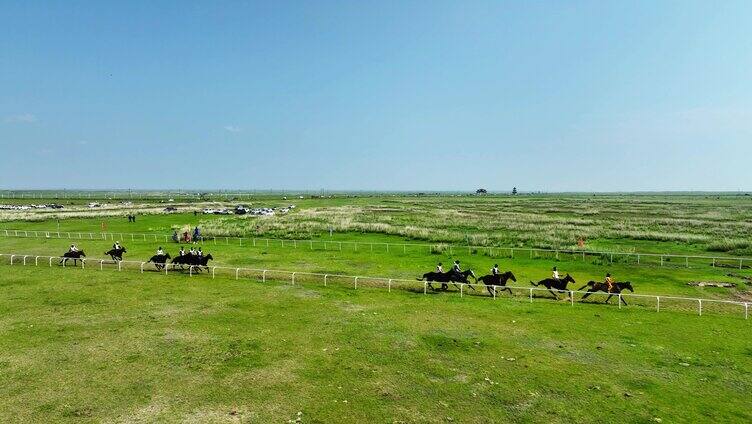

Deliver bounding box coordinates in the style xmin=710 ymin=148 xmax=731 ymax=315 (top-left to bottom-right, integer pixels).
xmin=156 ymin=246 xmax=164 ymax=255
xmin=436 ymin=262 xmax=444 ymax=273
xmin=604 ymin=273 xmax=614 ymax=292
xmin=552 ymin=266 xmax=560 ymax=282
xmin=492 ymin=264 xmax=500 ymax=275
xmin=69 ymin=244 xmax=78 ymax=253
xmin=452 ymin=260 xmax=462 ymax=278
xmin=113 ymin=241 xmax=121 ymax=250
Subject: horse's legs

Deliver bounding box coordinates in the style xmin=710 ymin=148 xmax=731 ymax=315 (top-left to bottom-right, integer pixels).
xmin=620 ymin=295 xmax=628 ymax=306
xmin=548 ymin=289 xmax=559 ymax=299
xmin=605 ymin=294 xmax=612 ymax=304
xmin=581 ymin=290 xmax=594 ymax=300
xmin=503 ymin=287 xmax=512 ymax=295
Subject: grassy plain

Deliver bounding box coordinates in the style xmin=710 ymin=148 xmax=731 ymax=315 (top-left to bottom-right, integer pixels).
xmin=1 ymin=194 xmax=751 ymax=422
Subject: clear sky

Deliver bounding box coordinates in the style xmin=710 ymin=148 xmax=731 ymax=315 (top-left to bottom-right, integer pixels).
xmin=1 ymin=1 xmax=751 ymax=191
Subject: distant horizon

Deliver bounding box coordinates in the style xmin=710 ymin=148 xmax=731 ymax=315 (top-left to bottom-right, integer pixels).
xmin=1 ymin=188 xmax=751 ymax=196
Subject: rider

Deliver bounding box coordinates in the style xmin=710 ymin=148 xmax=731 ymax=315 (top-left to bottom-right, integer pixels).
xmin=491 ymin=264 xmax=500 ymax=276
xmin=197 ymin=247 xmax=203 ymax=258
xmin=113 ymin=241 xmax=121 ymax=250
xmin=172 ymin=230 xmax=179 ymax=243
xmin=436 ymin=262 xmax=444 ymax=273
xmin=156 ymin=246 xmax=164 ymax=256
xmin=452 ymin=260 xmax=462 ymax=278
xmin=68 ymin=244 xmax=78 ymax=253
xmin=179 ymin=246 xmax=185 ymax=256
xmin=189 ymin=246 xmax=196 ymax=256
xmin=552 ymin=266 xmax=560 ymax=282
xmin=604 ymin=273 xmax=614 ymax=292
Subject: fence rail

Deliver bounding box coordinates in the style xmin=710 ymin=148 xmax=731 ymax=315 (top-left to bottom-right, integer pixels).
xmin=0 ymin=251 xmax=748 ymax=320
xmin=1 ymin=228 xmax=750 ymax=270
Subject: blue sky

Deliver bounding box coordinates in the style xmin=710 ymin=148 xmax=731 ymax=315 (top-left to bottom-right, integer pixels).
xmin=1 ymin=1 xmax=751 ymax=191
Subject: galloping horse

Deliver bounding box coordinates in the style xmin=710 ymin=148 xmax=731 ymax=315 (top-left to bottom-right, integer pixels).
xmin=530 ymin=274 xmax=576 ymax=299
xmin=419 ymin=270 xmax=476 ymax=291
xmin=171 ymin=253 xmax=214 ymax=272
xmin=578 ymin=281 xmax=634 ymax=305
xmin=476 ymin=271 xmax=517 ymax=296
xmin=148 ymin=253 xmax=171 ymax=270
xmin=105 ymin=247 xmax=127 ymax=261
xmin=60 ymin=250 xmax=86 ymax=266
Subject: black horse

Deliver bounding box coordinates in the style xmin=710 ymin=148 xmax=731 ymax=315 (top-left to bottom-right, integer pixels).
xmin=105 ymin=247 xmax=127 ymax=261
xmin=419 ymin=270 xmax=476 ymax=291
xmin=60 ymin=250 xmax=86 ymax=266
xmin=530 ymin=274 xmax=576 ymax=299
xmin=148 ymin=253 xmax=172 ymax=270
xmin=578 ymin=281 xmax=634 ymax=305
xmin=476 ymin=271 xmax=517 ymax=296
xmin=171 ymin=253 xmax=214 ymax=272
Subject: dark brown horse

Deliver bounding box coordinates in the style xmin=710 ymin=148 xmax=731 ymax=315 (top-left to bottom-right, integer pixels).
xmin=578 ymin=281 xmax=634 ymax=305
xmin=60 ymin=250 xmax=86 ymax=266
xmin=418 ymin=270 xmax=476 ymax=291
xmin=530 ymin=274 xmax=576 ymax=299
xmin=148 ymin=253 xmax=171 ymax=270
xmin=105 ymin=247 xmax=127 ymax=261
xmin=476 ymin=271 xmax=517 ymax=296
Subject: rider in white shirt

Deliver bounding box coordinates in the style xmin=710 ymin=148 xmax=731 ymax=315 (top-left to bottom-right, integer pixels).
xmin=436 ymin=262 xmax=444 ymax=273
xmin=69 ymin=244 xmax=78 ymax=253
xmin=492 ymin=264 xmax=500 ymax=275
xmin=552 ymin=267 xmax=560 ymax=281
xmin=156 ymin=247 xmax=164 ymax=255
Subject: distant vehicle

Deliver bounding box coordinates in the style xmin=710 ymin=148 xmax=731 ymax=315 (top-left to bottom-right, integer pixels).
xmin=164 ymin=206 xmax=178 ymax=212
xmin=88 ymin=202 xmax=101 ymax=208
xmin=202 ymin=208 xmax=216 ymax=214
xmin=215 ymin=208 xmax=232 ymax=215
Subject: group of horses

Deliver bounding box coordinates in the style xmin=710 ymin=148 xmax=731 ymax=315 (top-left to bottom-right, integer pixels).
xmin=58 ymin=247 xmax=214 ymax=273
xmin=59 ymin=246 xmax=633 ymax=304
xmin=419 ymin=268 xmax=634 ymax=305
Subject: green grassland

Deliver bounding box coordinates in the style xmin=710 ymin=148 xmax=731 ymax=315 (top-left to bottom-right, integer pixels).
xmin=1 ymin=194 xmax=751 ymax=422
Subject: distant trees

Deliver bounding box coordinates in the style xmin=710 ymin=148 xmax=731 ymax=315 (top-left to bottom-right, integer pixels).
xmin=476 ymin=188 xmax=488 ymax=195
xmin=512 ymin=187 xmax=517 ymax=195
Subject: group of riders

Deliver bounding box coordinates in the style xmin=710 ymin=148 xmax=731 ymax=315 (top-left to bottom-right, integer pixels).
xmin=63 ymin=241 xmax=213 ymax=271
xmin=424 ymin=260 xmax=631 ymax=304
xmin=61 ymin=242 xmax=631 ymax=304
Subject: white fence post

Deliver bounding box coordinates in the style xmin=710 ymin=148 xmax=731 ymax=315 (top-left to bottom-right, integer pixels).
xmin=388 ymin=279 xmax=391 ymax=292
xmin=189 ymin=266 xmax=193 ymax=277
xmin=10 ymin=255 xmax=14 ymax=265
xmin=570 ymin=291 xmax=574 ymax=306
xmin=324 ymin=274 xmax=328 ymax=287
xmin=423 ymin=281 xmax=427 ymax=294
xmin=212 ymin=267 xmax=216 ymax=279
xmin=618 ymin=294 xmax=622 ymax=309
xmin=100 ymin=260 xmax=104 ymax=270
xmin=292 ymin=272 xmax=296 ymax=285
xmin=354 ymin=276 xmax=358 ymax=289
xmin=235 ymin=268 xmax=239 ymax=280
xmin=140 ymin=262 xmax=145 ymax=273
xmin=81 ymin=259 xmax=85 ymax=269
xmin=698 ymin=299 xmax=702 ymax=316
xmin=118 ymin=261 xmax=121 ymax=271
xmin=529 ymin=288 xmax=533 ymax=302
xmin=35 ymin=256 xmax=39 ymax=266
xmin=263 ymin=270 xmax=267 ymax=283
xmin=49 ymin=257 xmax=53 ymax=267
xmin=656 ymin=296 xmax=660 ymax=312
xmin=460 ymin=283 xmax=463 ymax=297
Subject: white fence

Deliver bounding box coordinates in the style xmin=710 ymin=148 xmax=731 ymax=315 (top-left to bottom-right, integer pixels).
xmin=0 ymin=252 xmax=748 ymax=320
xmin=1 ymin=228 xmax=750 ymax=270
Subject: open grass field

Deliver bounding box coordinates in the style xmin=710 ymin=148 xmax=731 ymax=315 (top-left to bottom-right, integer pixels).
xmin=1 ymin=194 xmax=751 ymax=422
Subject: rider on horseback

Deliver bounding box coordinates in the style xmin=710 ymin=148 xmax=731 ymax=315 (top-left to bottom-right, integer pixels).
xmin=156 ymin=246 xmax=164 ymax=255
xmin=179 ymin=246 xmax=185 ymax=256
xmin=604 ymin=273 xmax=614 ymax=292
xmin=69 ymin=244 xmax=78 ymax=253
xmin=197 ymin=247 xmax=203 ymax=258
xmin=452 ymin=260 xmax=462 ymax=278
xmin=552 ymin=266 xmax=560 ymax=282
xmin=113 ymin=241 xmax=121 ymax=251
xmin=492 ymin=264 xmax=500 ymax=276
xmin=436 ymin=262 xmax=444 ymax=273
